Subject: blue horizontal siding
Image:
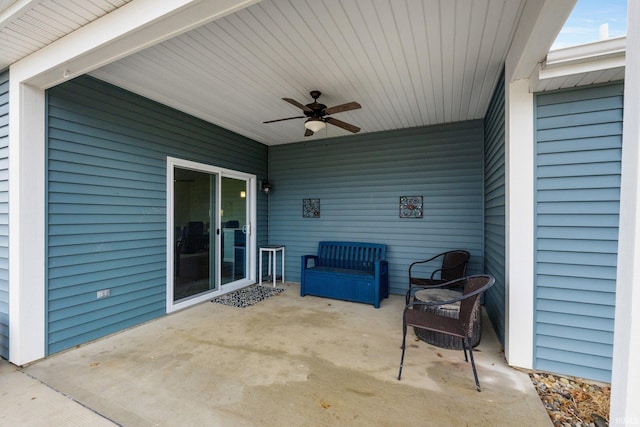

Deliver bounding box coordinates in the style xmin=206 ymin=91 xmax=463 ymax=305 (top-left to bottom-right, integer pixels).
xmin=48 ymin=270 xmax=165 ymax=300
xmin=0 ymin=69 xmax=8 ymax=359
xmin=49 ymin=304 xmax=163 ymax=352
xmin=537 ymin=299 xmax=614 ymax=319
xmin=536 ymin=275 xmax=616 ymax=292
xmin=534 ymin=83 xmax=623 ymax=383
xmin=537 ymin=109 xmax=623 ymax=129
xmin=483 ymin=70 xmax=506 ymax=344
xmin=536 ymin=359 xmax=612 ymax=384
xmin=536 ymin=95 xmax=621 ymax=117
xmin=537 ymin=175 xmax=621 ymax=191
xmin=269 ymin=121 xmax=485 ymax=296
xmin=46 ymin=76 xmax=267 ymax=355
xmin=537 ymin=322 xmax=612 ymax=343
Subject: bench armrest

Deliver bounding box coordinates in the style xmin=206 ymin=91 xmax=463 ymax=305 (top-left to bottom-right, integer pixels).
xmin=375 ymin=259 xmax=388 ymax=275
xmin=301 ymin=255 xmax=318 ymax=269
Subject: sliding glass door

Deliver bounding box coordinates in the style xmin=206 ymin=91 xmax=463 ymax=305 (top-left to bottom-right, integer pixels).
xmin=173 ymin=168 xmax=216 ymax=301
xmin=168 ymin=158 xmax=255 ymax=311
xmin=220 ymin=177 xmax=247 ymax=285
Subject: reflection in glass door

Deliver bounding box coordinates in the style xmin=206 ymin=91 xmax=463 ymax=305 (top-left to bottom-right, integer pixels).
xmin=220 ymin=177 xmax=247 ymax=285
xmin=170 ymin=159 xmax=255 ymax=307
xmin=173 ymin=168 xmax=217 ymax=301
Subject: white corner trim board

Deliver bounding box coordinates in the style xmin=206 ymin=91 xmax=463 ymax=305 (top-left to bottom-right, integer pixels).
xmin=610 ymin=0 xmax=640 ymax=422
xmin=503 ymin=78 xmax=535 ymax=370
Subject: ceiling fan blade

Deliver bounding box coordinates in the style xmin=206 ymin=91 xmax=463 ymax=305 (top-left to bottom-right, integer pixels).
xmin=282 ymin=98 xmax=313 ymax=113
xmin=304 ymin=128 xmax=314 ymax=137
xmin=263 ymin=116 xmax=305 ymax=124
xmin=324 ymin=101 xmax=361 ymax=115
xmin=325 ymin=117 xmax=361 ymax=133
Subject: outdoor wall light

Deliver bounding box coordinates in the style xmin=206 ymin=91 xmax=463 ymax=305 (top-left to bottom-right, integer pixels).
xmin=262 ymin=179 xmax=272 ymax=195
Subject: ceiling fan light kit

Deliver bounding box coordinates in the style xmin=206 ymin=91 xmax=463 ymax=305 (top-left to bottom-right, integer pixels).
xmin=264 ymin=91 xmax=361 ymax=137
xmin=304 ymin=118 xmax=326 ymax=133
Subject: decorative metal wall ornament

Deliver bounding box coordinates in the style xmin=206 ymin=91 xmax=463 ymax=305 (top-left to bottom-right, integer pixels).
xmin=399 ymin=196 xmax=423 ymax=218
xmin=303 ymin=198 xmax=320 ymax=218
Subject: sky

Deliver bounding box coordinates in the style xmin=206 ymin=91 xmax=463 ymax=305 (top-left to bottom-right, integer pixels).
xmin=551 ymin=0 xmax=627 ymax=49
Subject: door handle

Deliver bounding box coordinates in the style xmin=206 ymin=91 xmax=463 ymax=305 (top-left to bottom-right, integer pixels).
xmin=242 ymin=224 xmax=248 ymax=234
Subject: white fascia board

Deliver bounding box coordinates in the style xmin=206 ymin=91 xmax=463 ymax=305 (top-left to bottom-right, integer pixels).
xmin=545 ymin=36 xmax=626 ymax=68
xmin=538 ymin=56 xmax=625 ymax=80
xmin=529 ymin=37 xmax=626 ymax=92
xmin=538 ymin=36 xmax=626 ymax=82
xmin=506 ymin=0 xmax=576 ymax=83
xmin=8 ymin=0 xmax=259 ymax=365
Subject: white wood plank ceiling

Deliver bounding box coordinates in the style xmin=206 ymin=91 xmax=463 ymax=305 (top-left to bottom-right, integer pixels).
xmin=2 ymin=0 xmax=624 ymax=145
xmin=90 ymin=0 xmax=526 ymax=145
xmin=0 ymin=0 xmax=132 ymax=69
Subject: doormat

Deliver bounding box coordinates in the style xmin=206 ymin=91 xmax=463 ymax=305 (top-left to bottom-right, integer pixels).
xmin=211 ymin=285 xmax=285 ymax=308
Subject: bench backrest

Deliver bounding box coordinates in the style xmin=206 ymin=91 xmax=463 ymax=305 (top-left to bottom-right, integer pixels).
xmin=316 ymin=241 xmax=386 ymax=271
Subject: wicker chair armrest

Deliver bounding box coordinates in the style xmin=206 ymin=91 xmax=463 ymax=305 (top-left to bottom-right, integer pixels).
xmin=404 ymin=294 xmax=468 ymax=311
xmin=408 ymin=253 xmax=444 ymax=276
xmin=405 ymin=276 xmax=464 ymax=304
xmin=403 ymin=276 xmax=493 ymax=311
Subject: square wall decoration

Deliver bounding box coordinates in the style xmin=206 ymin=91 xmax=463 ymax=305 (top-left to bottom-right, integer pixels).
xmin=399 ymin=196 xmax=423 ymax=218
xmin=303 ymin=198 xmax=320 ymax=218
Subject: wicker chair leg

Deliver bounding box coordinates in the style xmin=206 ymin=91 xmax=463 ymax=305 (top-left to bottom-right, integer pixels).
xmin=467 ymin=338 xmax=481 ymax=392
xmin=462 ymin=338 xmax=468 ymax=362
xmin=398 ymin=322 xmax=408 ymax=380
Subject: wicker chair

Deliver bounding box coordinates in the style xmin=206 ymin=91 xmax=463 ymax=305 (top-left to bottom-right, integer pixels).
xmin=398 ymin=275 xmax=495 ymax=391
xmin=405 ymin=250 xmax=470 ymax=304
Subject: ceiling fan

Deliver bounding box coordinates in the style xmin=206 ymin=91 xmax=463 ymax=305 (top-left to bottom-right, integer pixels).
xmin=263 ymin=90 xmax=361 ymax=137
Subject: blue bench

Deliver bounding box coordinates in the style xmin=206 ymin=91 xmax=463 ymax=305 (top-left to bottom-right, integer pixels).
xmin=300 ymin=241 xmax=389 ymax=308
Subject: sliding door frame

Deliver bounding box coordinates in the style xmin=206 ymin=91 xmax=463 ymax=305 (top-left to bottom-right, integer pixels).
xmin=166 ymin=157 xmax=257 ymax=313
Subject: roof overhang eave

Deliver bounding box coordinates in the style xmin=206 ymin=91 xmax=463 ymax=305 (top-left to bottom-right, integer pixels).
xmin=531 ymin=36 xmax=626 ymax=92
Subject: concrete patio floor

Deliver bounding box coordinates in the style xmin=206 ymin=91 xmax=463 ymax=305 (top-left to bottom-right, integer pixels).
xmin=2 ymin=282 xmax=551 ymax=426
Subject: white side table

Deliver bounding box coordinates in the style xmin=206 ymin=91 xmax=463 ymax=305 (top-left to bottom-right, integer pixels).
xmin=259 ymin=245 xmax=285 ymax=287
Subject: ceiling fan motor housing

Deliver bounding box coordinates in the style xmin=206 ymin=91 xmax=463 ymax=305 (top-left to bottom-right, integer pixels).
xmin=304 ymin=104 xmax=327 ymax=118
xmin=305 ymin=91 xmax=327 ymax=118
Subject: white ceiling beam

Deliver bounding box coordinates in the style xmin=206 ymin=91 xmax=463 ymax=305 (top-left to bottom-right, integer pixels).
xmin=506 ymin=0 xmax=576 ymax=83
xmin=13 ymin=0 xmax=261 ymax=88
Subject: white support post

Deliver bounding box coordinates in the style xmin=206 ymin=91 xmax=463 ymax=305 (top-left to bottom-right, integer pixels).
xmin=8 ymin=81 xmax=46 ymax=365
xmin=610 ymin=1 xmax=640 ymax=423
xmin=504 ymin=79 xmax=535 ymax=369
xmin=500 ymin=0 xmax=576 ymax=373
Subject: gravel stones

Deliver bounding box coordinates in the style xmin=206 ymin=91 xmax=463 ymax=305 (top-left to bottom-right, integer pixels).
xmin=530 ymin=372 xmax=610 ymax=427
